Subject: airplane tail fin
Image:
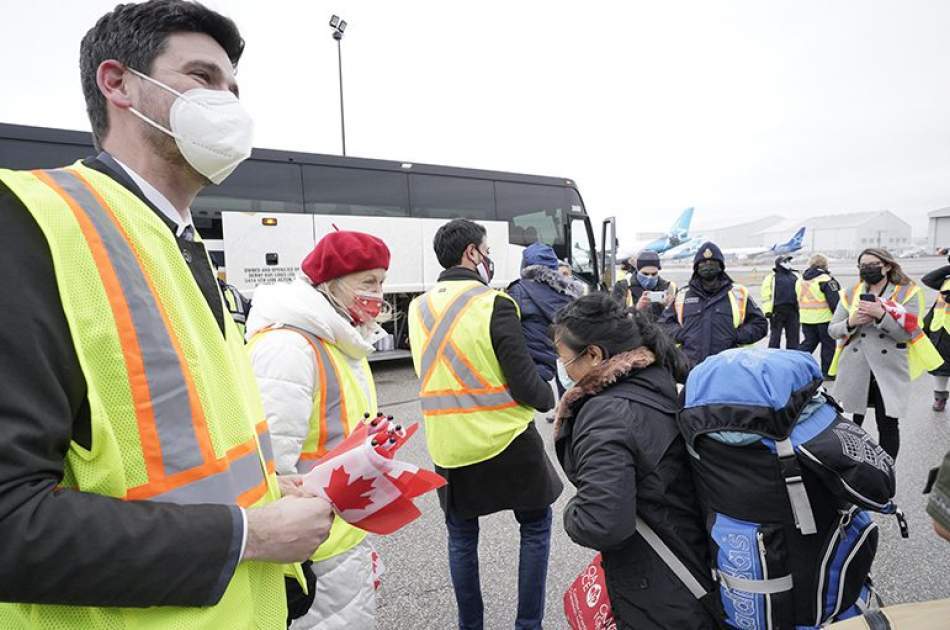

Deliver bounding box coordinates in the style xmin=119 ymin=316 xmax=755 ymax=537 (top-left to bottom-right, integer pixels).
xmin=670 ymin=207 xmax=694 ymax=238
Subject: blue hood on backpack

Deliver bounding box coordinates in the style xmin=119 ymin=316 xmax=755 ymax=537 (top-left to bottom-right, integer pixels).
xmin=680 ymin=349 xmax=824 ymax=446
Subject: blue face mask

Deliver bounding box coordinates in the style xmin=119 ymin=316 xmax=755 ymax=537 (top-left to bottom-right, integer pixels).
xmin=637 ymin=271 xmax=659 ymax=290
xmin=557 ymin=359 xmax=576 ymax=390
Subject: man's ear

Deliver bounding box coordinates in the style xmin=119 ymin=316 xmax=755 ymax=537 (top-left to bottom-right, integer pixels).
xmin=588 ymin=345 xmax=605 ymax=364
xmin=97 ymin=59 xmax=135 ymax=110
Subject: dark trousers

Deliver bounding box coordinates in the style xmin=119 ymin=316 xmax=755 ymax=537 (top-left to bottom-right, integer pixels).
xmin=445 ymin=506 xmax=553 ymax=630
xmin=768 ymin=305 xmax=800 ymax=350
xmin=801 ymin=322 xmax=836 ymax=376
xmin=852 ymin=376 xmax=900 ymax=460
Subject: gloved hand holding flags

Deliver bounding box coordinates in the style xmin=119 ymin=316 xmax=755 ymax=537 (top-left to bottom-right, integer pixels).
xmin=301 ymin=413 xmax=446 ymax=535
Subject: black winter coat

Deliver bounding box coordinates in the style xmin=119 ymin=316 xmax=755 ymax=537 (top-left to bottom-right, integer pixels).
xmin=612 ymin=275 xmax=674 ymax=320
xmin=922 ymin=264 xmax=950 ymax=375
xmin=659 ymin=273 xmax=768 ymax=367
xmin=507 ymin=265 xmax=581 ymax=382
xmin=555 ymin=358 xmax=718 ymax=629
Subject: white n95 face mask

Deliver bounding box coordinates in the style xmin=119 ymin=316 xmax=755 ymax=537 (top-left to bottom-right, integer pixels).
xmin=127 ymin=67 xmax=254 ymax=184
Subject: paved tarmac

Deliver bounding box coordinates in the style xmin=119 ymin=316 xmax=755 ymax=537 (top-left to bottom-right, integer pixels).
xmin=371 ymin=255 xmax=950 ymax=629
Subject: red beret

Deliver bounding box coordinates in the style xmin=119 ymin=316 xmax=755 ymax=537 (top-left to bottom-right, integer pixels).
xmin=301 ymin=231 xmax=390 ymax=285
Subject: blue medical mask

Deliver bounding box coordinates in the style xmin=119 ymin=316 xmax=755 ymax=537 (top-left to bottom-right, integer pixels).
xmin=637 ymin=271 xmax=659 ymax=290
xmin=557 ymin=359 xmax=575 ymax=390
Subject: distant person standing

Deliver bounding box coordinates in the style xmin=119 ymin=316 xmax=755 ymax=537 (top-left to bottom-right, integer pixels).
xmin=798 ymin=254 xmax=842 ymax=379
xmin=761 ymin=255 xmax=801 ymax=349
xmin=612 ymin=250 xmax=677 ymax=320
xmin=921 ymin=257 xmax=950 ymax=411
xmin=507 ymin=242 xmax=584 ymax=395
xmin=659 ymin=242 xmax=768 ymax=368
xmin=828 ymin=248 xmax=943 ymax=459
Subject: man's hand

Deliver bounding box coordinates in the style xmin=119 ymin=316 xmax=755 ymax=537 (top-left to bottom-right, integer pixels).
xmin=277 ymin=474 xmax=310 ymax=498
xmin=636 ymin=292 xmax=651 ymax=312
xmin=243 ymin=496 xmax=334 ymax=563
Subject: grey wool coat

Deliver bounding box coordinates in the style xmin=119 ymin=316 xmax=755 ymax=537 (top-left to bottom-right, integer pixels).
xmin=828 ymin=282 xmax=922 ymax=418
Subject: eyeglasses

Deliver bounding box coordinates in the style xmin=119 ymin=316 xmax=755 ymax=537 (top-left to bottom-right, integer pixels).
xmin=858 ymin=263 xmax=883 ymax=270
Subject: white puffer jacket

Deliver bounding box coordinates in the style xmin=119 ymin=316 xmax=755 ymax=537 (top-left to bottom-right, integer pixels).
xmin=245 ymin=275 xmax=385 ymax=474
xmin=246 ymin=275 xmax=385 ymax=630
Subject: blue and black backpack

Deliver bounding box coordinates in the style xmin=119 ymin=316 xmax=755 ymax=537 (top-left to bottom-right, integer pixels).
xmin=678 ymin=349 xmax=907 ymax=629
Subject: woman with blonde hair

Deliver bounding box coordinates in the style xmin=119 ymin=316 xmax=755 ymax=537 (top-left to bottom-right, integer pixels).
xmin=828 ymin=248 xmax=942 ymax=459
xmin=797 ymin=253 xmax=842 ymax=379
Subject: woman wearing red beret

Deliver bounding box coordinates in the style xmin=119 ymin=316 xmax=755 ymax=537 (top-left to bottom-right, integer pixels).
xmin=246 ymin=230 xmax=391 ymax=629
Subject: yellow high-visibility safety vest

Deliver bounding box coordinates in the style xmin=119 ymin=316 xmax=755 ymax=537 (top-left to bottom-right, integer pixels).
xmin=674 ymin=284 xmax=750 ymax=329
xmin=929 ymin=278 xmax=950 ymax=334
xmin=408 ymin=280 xmax=536 ymax=469
xmin=796 ymin=274 xmax=838 ymax=325
xmin=248 ymin=325 xmax=376 ymax=562
xmin=760 ymin=271 xmax=776 ymax=315
xmin=0 ymin=164 xmax=287 ymax=629
xmin=829 ymin=281 xmax=943 ymax=379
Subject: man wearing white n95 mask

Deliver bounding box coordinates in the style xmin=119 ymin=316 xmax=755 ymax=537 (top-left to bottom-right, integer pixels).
xmin=0 ymin=1 xmax=332 ymax=629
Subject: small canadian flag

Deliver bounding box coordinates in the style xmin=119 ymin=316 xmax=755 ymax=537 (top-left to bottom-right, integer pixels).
xmin=302 ymin=414 xmax=446 ymax=535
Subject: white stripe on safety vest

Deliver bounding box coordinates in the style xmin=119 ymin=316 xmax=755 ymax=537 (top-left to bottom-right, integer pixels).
xmin=148 ymin=446 xmax=265 ymax=505
xmin=46 ymin=169 xmax=203 ymax=476
xmin=418 ymin=298 xmax=483 ymax=390
xmin=277 ymin=325 xmax=348 ymax=472
xmin=419 ymin=285 xmax=522 ymax=412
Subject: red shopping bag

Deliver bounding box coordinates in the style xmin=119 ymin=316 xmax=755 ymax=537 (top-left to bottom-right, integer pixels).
xmin=563 ymin=553 xmax=617 ymax=630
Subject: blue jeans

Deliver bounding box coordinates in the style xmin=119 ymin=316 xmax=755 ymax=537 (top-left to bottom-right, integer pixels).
xmin=445 ymin=506 xmax=553 ymax=630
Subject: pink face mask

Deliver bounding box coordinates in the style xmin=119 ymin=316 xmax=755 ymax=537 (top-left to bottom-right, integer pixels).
xmin=348 ymin=291 xmax=384 ymax=324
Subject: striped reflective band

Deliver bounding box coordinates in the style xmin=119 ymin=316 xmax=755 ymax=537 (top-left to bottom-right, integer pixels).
xmin=41 ymin=168 xmax=206 ymax=476
xmin=274 ymin=326 xmax=349 ymax=472
xmin=418 ymin=285 xmax=518 ymax=414
xmin=718 ymin=571 xmax=794 ymax=595
xmin=38 ymin=168 xmax=269 ymax=506
xmin=149 ymin=422 xmax=274 ymax=508
xmin=418 ymin=298 xmax=486 ymax=391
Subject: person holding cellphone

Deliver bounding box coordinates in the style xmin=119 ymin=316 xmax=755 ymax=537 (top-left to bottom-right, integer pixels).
xmin=828 ymin=248 xmax=942 ymax=460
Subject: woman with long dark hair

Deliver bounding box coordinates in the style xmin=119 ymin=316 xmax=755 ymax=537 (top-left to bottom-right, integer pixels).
xmin=828 ymin=247 xmax=942 ymax=460
xmin=552 ymin=293 xmax=716 ymax=629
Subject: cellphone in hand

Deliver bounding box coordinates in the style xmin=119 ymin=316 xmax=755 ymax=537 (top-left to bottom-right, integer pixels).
xmin=647 ymin=291 xmax=667 ymax=303
xmin=859 ymin=293 xmax=877 ymax=302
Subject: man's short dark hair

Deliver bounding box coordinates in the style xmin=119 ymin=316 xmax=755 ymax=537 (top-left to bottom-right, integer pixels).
xmin=80 ymin=0 xmax=244 ymax=149
xmin=433 ymin=219 xmax=487 ymax=269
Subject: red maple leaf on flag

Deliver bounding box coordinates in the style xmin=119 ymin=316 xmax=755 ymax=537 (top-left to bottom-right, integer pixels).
xmin=324 ymin=466 xmax=375 ymax=512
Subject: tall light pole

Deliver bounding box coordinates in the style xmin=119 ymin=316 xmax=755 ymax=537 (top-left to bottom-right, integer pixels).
xmin=329 ymin=15 xmax=347 ymax=156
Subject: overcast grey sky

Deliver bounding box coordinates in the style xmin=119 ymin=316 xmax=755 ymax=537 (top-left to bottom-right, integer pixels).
xmin=3 ymin=0 xmax=949 ymax=240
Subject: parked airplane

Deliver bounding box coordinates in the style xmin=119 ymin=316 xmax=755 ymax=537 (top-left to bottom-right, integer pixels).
xmin=723 ymin=227 xmax=806 ymax=261
xmin=661 ymin=236 xmax=705 ymax=262
xmin=617 ymin=207 xmax=695 ymax=260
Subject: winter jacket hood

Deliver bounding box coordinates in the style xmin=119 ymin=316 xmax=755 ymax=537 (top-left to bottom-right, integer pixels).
xmin=245 ymin=275 xmax=383 ymax=360
xmin=803 ymin=265 xmax=830 ymax=281
xmin=521 ymin=241 xmax=559 ymax=270
xmin=519 ymin=264 xmax=585 ymax=299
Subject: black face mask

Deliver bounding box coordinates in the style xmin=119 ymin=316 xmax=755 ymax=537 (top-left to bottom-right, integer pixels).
xmin=696 ymin=264 xmax=720 ymax=281
xmin=859 ymin=266 xmax=884 ymax=285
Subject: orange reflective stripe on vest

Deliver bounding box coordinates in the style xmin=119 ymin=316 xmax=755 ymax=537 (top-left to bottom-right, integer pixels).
xmin=37 ymin=168 xmax=271 ymax=506
xmin=417 ymin=285 xmax=519 ymax=414
xmin=271 ymin=325 xmax=350 ymax=472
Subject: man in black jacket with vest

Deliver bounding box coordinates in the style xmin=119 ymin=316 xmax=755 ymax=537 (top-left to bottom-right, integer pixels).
xmin=659 ymin=242 xmax=768 ymax=368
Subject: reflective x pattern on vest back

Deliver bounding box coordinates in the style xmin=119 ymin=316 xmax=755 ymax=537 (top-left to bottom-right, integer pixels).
xmin=36 ymin=167 xmax=272 ymax=506
xmin=417 ymin=285 xmax=520 ymax=415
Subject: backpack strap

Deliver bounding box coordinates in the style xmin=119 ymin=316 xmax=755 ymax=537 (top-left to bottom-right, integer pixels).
xmin=716 ymin=572 xmax=794 ymax=594
xmin=776 ymin=438 xmax=818 ymax=535
xmin=636 ymin=516 xmax=708 ymax=599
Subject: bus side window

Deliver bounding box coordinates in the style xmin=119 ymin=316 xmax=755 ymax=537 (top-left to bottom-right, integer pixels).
xmin=304 ymin=166 xmax=409 ymax=217
xmin=409 ymin=174 xmax=495 ymax=220
xmin=495 ymin=182 xmax=567 ymax=247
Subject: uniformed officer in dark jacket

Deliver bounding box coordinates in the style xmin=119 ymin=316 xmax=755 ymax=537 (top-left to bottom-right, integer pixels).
xmin=659 ymin=242 xmax=768 ymax=368
xmin=761 ymin=255 xmax=801 ymax=349
xmin=612 ymin=250 xmax=677 ymax=321
xmin=553 ymin=294 xmax=718 ymax=629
